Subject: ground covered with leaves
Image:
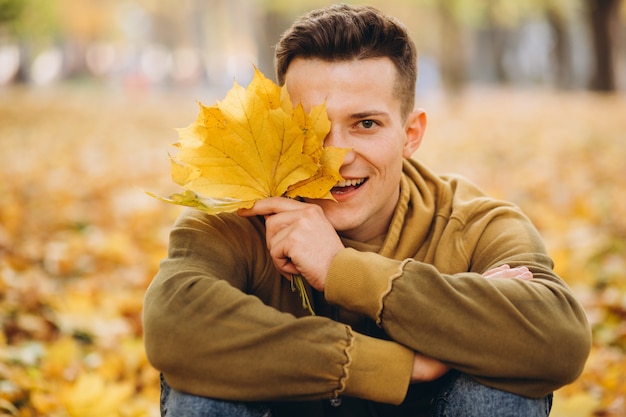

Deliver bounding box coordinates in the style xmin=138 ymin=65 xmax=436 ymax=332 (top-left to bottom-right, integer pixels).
xmin=1 ymin=84 xmax=624 ymax=417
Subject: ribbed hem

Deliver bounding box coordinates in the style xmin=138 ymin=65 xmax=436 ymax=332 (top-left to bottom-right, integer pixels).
xmin=341 ymin=331 xmax=413 ymax=404
xmin=325 ymin=248 xmax=405 ymax=323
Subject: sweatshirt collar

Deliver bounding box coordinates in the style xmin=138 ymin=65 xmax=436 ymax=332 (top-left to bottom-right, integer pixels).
xmin=379 ymin=159 xmax=439 ymax=260
xmin=340 ymin=159 xmax=439 ymax=259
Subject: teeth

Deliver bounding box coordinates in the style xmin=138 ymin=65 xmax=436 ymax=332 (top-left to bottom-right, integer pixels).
xmin=335 ymin=178 xmax=365 ymax=187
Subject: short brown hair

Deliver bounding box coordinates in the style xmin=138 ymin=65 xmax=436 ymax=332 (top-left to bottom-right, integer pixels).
xmin=275 ymin=4 xmax=417 ymax=120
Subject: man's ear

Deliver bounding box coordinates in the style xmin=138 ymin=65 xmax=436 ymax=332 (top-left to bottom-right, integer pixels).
xmin=403 ymin=109 xmax=427 ymax=158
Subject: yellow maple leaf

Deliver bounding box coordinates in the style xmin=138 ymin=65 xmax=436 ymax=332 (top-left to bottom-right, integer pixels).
xmin=154 ymin=67 xmax=349 ymax=214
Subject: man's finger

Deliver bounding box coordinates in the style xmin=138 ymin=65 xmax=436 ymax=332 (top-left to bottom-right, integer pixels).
xmin=484 ymin=266 xmax=533 ymax=281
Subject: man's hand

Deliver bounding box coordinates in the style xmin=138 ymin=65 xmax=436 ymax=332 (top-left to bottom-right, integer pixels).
xmin=410 ymin=264 xmax=534 ymax=382
xmin=238 ymin=197 xmax=344 ymax=291
xmin=411 ymin=352 xmax=450 ymax=382
xmin=482 ymin=264 xmax=533 ymax=281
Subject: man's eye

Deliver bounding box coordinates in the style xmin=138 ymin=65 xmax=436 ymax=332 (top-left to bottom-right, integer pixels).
xmin=360 ymin=120 xmax=376 ymax=129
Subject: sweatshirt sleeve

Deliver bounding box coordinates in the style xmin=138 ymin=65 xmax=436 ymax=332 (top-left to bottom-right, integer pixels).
xmin=325 ymin=207 xmax=591 ymax=398
xmin=142 ymin=209 xmax=413 ymax=404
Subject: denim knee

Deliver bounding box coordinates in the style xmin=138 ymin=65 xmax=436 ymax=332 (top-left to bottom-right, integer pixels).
xmin=160 ymin=374 xmax=272 ymax=417
xmin=431 ymin=372 xmax=553 ymax=417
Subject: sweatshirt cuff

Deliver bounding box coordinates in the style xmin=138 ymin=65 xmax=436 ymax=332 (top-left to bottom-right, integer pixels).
xmin=325 ymin=248 xmax=405 ymax=323
xmin=342 ymin=331 xmax=413 ymax=405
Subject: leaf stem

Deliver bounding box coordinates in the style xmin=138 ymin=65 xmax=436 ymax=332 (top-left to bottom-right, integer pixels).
xmin=291 ymin=274 xmax=315 ymax=315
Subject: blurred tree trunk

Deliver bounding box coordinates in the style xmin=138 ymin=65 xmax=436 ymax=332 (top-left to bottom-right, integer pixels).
xmin=484 ymin=0 xmax=509 ymax=84
xmin=546 ymin=6 xmax=572 ymax=89
xmin=587 ymin=0 xmax=622 ymax=91
xmin=438 ymin=0 xmax=465 ymax=92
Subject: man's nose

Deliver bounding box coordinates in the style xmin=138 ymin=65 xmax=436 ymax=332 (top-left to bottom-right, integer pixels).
xmin=324 ymin=127 xmax=345 ymax=148
xmin=324 ymin=128 xmax=355 ymax=164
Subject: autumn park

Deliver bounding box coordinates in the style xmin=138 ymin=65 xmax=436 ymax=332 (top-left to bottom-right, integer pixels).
xmin=1 ymin=1 xmax=626 ymax=416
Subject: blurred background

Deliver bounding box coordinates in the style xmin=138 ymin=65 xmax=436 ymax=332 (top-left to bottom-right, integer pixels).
xmin=1 ymin=0 xmax=625 ymax=93
xmin=1 ymin=1 xmax=625 ymax=417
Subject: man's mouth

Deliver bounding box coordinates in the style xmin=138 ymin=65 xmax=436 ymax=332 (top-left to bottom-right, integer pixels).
xmin=331 ymin=178 xmax=367 ymax=195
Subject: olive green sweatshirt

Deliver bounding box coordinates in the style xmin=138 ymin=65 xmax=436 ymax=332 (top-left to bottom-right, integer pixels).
xmin=143 ymin=158 xmax=590 ymax=415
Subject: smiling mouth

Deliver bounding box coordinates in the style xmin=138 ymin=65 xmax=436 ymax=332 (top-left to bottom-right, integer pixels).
xmin=331 ymin=178 xmax=367 ymax=194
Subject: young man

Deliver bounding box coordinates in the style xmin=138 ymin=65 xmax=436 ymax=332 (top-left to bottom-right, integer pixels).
xmin=143 ymin=4 xmax=591 ymax=416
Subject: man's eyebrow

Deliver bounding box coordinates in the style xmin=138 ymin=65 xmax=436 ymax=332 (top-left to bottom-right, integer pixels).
xmin=349 ymin=111 xmax=390 ymax=119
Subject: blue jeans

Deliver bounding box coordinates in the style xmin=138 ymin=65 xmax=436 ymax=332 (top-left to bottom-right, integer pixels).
xmin=160 ymin=374 xmax=271 ymax=417
xmin=160 ymin=373 xmax=553 ymax=416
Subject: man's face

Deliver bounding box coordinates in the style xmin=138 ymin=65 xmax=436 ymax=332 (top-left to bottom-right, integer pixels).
xmin=285 ymin=57 xmax=425 ymax=242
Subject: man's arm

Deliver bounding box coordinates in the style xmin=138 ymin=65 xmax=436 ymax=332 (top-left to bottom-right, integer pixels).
xmin=240 ymin=197 xmax=570 ymax=393
xmin=409 ymin=264 xmax=534 ymax=383
xmin=241 ymin=197 xmax=590 ymax=397
xmin=142 ymin=208 xmax=414 ymax=405
xmin=324 ymin=221 xmax=591 ymax=398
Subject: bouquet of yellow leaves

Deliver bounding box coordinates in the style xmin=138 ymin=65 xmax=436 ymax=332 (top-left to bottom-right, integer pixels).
xmin=152 ymin=68 xmax=349 ymax=314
